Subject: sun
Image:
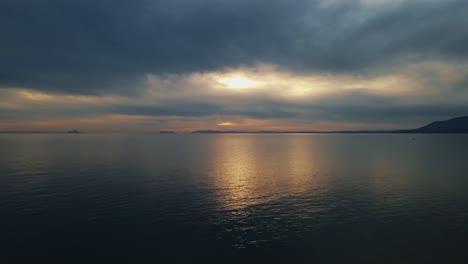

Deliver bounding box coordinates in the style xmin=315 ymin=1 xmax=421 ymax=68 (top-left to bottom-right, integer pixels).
xmin=218 ymin=76 xmax=259 ymax=89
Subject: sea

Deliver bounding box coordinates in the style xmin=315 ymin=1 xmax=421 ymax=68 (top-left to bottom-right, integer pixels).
xmin=1 ymin=134 xmax=468 ymax=263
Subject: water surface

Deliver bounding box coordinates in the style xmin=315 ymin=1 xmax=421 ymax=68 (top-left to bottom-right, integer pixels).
xmin=1 ymin=134 xmax=468 ymax=263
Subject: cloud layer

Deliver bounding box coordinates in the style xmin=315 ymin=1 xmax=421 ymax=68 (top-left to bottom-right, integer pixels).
xmin=1 ymin=0 xmax=468 ymax=131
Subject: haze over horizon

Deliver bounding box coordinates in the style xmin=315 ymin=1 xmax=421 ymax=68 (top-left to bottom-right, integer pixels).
xmin=2 ymin=0 xmax=468 ymax=132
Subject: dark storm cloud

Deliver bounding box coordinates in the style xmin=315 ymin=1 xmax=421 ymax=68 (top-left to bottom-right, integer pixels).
xmin=340 ymin=0 xmax=468 ymax=65
xmin=0 ymin=0 xmax=309 ymax=93
xmin=1 ymin=0 xmax=468 ymax=94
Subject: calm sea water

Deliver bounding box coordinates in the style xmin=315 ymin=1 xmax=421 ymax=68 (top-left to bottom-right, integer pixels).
xmin=1 ymin=134 xmax=468 ymax=263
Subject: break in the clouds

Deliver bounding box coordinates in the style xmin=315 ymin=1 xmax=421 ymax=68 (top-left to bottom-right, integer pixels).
xmin=1 ymin=0 xmax=468 ymax=131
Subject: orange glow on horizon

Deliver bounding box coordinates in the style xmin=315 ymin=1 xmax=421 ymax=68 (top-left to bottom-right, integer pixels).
xmin=218 ymin=122 xmax=236 ymax=126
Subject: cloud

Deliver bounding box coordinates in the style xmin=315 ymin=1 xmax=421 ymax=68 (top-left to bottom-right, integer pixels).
xmin=2 ymin=59 xmax=468 ymax=132
xmin=1 ymin=0 xmax=468 ymax=94
xmin=1 ymin=0 xmax=468 ymax=131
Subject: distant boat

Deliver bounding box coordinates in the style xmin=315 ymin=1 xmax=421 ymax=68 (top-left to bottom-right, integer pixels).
xmin=66 ymin=130 xmax=81 ymax=134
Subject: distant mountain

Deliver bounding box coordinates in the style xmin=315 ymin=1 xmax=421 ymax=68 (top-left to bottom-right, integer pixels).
xmin=404 ymin=116 xmax=468 ymax=133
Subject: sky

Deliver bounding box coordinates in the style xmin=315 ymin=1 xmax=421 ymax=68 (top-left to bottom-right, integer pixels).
xmin=1 ymin=0 xmax=468 ymax=132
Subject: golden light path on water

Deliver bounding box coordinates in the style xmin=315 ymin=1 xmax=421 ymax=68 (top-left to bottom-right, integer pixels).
xmin=209 ymin=135 xmax=330 ymax=212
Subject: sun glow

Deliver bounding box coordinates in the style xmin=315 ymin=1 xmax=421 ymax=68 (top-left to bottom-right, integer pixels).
xmin=218 ymin=76 xmax=259 ymax=89
xmin=218 ymin=122 xmax=236 ymax=126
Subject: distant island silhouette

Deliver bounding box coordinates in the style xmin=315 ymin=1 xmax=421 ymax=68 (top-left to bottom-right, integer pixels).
xmin=192 ymin=116 xmax=468 ymax=134
xmin=67 ymin=130 xmax=81 ymax=134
